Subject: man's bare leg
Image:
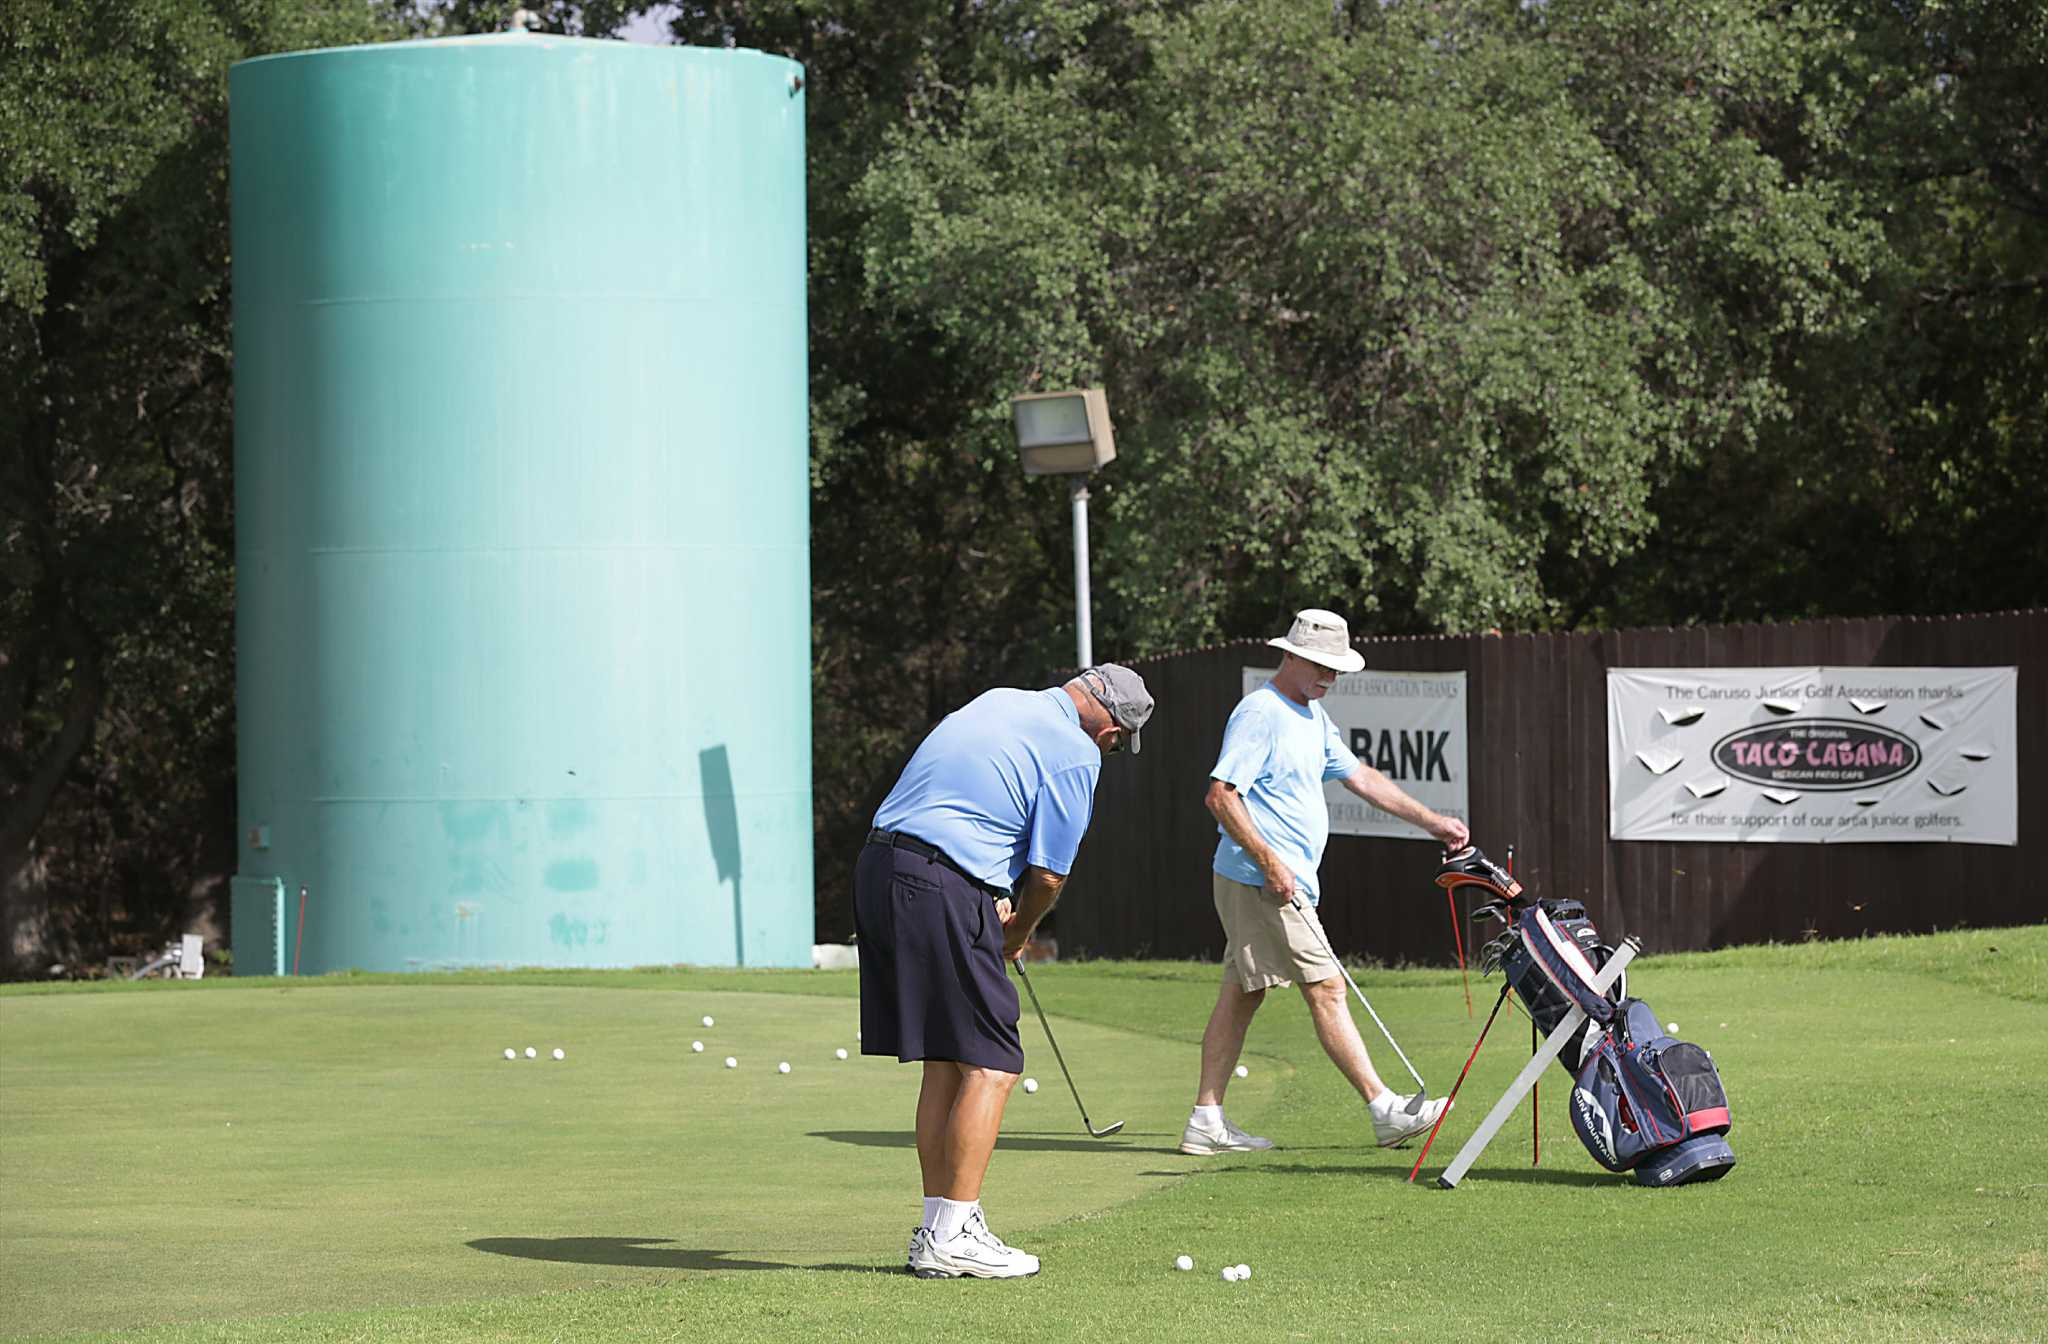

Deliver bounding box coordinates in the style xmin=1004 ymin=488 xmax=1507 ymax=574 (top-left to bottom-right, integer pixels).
xmin=1194 ymin=973 xmax=1266 ymax=1106
xmin=1300 ymin=974 xmax=1389 ymax=1102
xmin=916 ymin=1060 xmax=1019 ymax=1200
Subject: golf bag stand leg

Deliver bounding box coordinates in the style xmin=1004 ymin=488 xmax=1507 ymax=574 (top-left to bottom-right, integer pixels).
xmin=1434 ymin=938 xmax=1638 ymax=1189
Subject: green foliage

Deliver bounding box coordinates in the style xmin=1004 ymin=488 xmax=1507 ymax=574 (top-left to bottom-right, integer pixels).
xmin=0 ymin=0 xmax=401 ymax=972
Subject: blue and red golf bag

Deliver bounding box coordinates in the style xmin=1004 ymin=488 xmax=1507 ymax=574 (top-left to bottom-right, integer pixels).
xmin=1443 ymin=847 xmax=1736 ymax=1187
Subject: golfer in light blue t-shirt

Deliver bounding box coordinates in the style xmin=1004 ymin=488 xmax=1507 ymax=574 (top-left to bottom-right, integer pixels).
xmin=1180 ymin=610 xmax=1469 ymax=1159
xmin=857 ymin=665 xmax=1153 ymax=1281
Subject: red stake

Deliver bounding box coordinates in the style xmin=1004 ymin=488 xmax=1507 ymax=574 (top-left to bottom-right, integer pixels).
xmin=1447 ymin=887 xmax=1471 ymax=1017
xmin=1409 ymin=983 xmax=1513 ymax=1182
xmin=1532 ymin=1017 xmax=1541 ymax=1165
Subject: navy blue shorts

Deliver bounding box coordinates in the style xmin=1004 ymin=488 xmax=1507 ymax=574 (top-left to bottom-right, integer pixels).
xmin=853 ymin=840 xmax=1023 ymax=1073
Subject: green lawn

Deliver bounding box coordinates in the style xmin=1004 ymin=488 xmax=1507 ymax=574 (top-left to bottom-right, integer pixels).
xmin=3 ymin=926 xmax=2043 ymax=1342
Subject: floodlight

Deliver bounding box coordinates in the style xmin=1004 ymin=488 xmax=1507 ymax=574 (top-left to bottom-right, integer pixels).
xmin=1012 ymin=389 xmax=1115 ymax=476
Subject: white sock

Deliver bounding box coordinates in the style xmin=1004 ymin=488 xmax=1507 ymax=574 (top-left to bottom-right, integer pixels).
xmin=1192 ymin=1104 xmax=1224 ymax=1127
xmin=1370 ymin=1090 xmax=1404 ymax=1115
xmin=921 ymin=1196 xmax=940 ymax=1229
xmin=933 ymin=1197 xmax=974 ymax=1242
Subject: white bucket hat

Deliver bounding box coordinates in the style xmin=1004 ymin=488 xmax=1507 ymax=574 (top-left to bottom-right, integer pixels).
xmin=1267 ymin=608 xmax=1364 ymax=673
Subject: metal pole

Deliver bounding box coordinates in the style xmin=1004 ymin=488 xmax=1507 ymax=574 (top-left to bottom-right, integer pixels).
xmin=1070 ymin=478 xmax=1092 ymax=668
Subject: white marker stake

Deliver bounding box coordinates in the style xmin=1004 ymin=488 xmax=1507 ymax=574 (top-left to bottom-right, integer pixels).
xmin=1435 ymin=938 xmax=1638 ymax=1190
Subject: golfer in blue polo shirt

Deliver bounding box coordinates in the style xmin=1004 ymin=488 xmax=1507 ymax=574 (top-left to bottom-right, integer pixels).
xmin=857 ymin=664 xmax=1152 ymax=1280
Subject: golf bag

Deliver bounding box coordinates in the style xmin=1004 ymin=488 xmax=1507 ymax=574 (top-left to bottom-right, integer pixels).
xmin=1442 ymin=847 xmax=1735 ymax=1187
xmin=1571 ymin=999 xmax=1736 ymax=1187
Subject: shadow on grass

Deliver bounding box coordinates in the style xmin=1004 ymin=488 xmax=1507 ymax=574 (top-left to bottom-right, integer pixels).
xmin=468 ymin=1237 xmax=893 ymax=1274
xmin=1162 ymin=1160 xmax=1612 ymax=1187
xmin=808 ymin=1129 xmax=1185 ymax=1155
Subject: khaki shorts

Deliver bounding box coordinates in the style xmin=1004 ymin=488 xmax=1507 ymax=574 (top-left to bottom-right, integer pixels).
xmin=1214 ymin=871 xmax=1339 ymax=992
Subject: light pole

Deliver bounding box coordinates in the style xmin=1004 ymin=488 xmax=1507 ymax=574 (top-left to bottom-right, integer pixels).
xmin=1011 ymin=388 xmax=1116 ymax=669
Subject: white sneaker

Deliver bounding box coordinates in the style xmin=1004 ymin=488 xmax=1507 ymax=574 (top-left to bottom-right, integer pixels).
xmin=1179 ymin=1114 xmax=1276 ymax=1155
xmin=904 ymin=1226 xmax=928 ymax=1273
xmin=909 ymin=1208 xmax=1040 ymax=1279
xmin=1372 ymin=1093 xmax=1449 ymax=1148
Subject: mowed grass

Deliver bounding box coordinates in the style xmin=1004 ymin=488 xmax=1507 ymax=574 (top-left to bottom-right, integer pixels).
xmin=2 ymin=925 xmax=2043 ymax=1342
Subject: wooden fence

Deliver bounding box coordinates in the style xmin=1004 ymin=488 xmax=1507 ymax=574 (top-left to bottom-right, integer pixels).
xmin=1054 ymin=610 xmax=2043 ymax=964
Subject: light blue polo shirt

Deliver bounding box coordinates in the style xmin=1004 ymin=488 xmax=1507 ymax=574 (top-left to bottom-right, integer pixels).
xmin=873 ymin=687 xmax=1102 ymax=891
xmin=1210 ymin=681 xmax=1361 ymax=905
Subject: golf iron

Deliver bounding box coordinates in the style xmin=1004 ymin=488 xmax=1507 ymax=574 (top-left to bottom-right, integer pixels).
xmin=1013 ymin=959 xmax=1125 ymax=1138
xmin=1290 ymin=894 xmax=1428 ymax=1114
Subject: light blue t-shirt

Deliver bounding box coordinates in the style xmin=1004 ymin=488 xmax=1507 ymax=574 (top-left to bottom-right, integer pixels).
xmin=873 ymin=687 xmax=1101 ymax=891
xmin=1210 ymin=682 xmax=1362 ymax=905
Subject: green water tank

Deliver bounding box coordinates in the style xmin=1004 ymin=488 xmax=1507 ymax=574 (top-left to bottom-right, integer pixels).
xmin=229 ymin=33 xmax=811 ymax=972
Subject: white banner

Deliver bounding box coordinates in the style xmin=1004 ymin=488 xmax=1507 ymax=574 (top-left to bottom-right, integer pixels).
xmin=1242 ymin=667 xmax=1469 ymax=841
xmin=1607 ymin=667 xmax=2017 ymax=844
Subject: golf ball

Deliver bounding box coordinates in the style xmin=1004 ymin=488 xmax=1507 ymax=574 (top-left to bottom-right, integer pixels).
xmin=1234 ymin=1064 xmax=1249 ymax=1079
xmin=1023 ymin=1078 xmax=1039 ymax=1094
xmin=1175 ymin=1255 xmax=1193 ymax=1272
xmin=524 ymin=1047 xmax=537 ymax=1059
xmin=1236 ymin=1263 xmax=1251 ymax=1280
xmin=1666 ymin=1022 xmax=1680 ymax=1034
xmin=778 ymin=1061 xmax=791 ymax=1074
xmin=691 ymin=1041 xmax=704 ymax=1053
xmin=702 ymin=1016 xmax=715 ymax=1028
xmin=724 ymin=1056 xmax=737 ymax=1069
xmin=835 ymin=1048 xmax=848 ymax=1060
xmin=552 ymin=1048 xmax=566 ymax=1061
xmin=503 ymin=1048 xmax=515 ymax=1060
xmin=1221 ymin=1265 xmax=1241 ymax=1282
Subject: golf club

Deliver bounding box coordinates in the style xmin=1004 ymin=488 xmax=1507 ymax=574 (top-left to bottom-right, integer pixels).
xmin=1012 ymin=959 xmax=1124 ymax=1138
xmin=1289 ymin=894 xmax=1428 ymax=1113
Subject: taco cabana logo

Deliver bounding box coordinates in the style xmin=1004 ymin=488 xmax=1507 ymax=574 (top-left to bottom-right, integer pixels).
xmin=1711 ymin=720 xmax=1921 ymax=791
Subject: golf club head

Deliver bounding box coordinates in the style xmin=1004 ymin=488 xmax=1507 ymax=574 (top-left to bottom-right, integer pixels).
xmin=1089 ymin=1120 xmax=1126 ymax=1138
xmin=1404 ymin=1089 xmax=1426 ymax=1116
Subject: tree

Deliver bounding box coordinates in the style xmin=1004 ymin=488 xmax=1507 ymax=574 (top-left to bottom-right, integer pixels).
xmin=1 ymin=0 xmax=401 ymax=974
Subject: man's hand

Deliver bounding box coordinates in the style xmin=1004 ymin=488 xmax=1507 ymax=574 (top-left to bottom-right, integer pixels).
xmin=1003 ymin=868 xmax=1064 ymax=962
xmin=1261 ymin=859 xmax=1297 ymax=905
xmin=1430 ymin=815 xmax=1471 ymax=850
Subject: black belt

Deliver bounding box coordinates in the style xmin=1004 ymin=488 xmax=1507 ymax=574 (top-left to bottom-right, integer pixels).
xmin=866 ymin=828 xmax=1008 ymax=899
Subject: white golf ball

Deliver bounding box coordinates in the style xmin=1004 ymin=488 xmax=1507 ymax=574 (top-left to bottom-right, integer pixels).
xmin=1023 ymin=1078 xmax=1039 ymax=1094
xmin=1666 ymin=1022 xmax=1680 ymax=1034
xmin=523 ymin=1047 xmax=537 ymax=1059
xmin=1221 ymin=1265 xmax=1241 ymax=1282
xmin=778 ymin=1061 xmax=791 ymax=1074
xmin=691 ymin=1040 xmax=704 ymax=1053
xmin=503 ymin=1048 xmax=515 ymax=1060
xmin=1175 ymin=1255 xmax=1193 ymax=1272
xmin=724 ymin=1056 xmax=737 ymax=1069
xmin=1234 ymin=1064 xmax=1249 ymax=1079
xmin=702 ymin=1016 xmax=715 ymax=1028
xmin=552 ymin=1048 xmax=565 ymax=1061
xmin=835 ymin=1048 xmax=848 ymax=1060
xmin=1235 ymin=1263 xmax=1251 ymax=1280
xmin=855 ymin=1031 xmax=862 ymax=1041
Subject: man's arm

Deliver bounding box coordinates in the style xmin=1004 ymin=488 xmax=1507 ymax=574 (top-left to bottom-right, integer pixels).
xmin=1001 ymin=866 xmax=1067 ymax=960
xmin=1340 ymin=764 xmax=1471 ymax=849
xmin=1205 ymin=779 xmax=1297 ymax=904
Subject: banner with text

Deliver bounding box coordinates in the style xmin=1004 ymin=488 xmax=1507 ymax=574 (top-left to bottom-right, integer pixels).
xmin=1242 ymin=667 xmax=1469 ymax=841
xmin=1607 ymin=667 xmax=2017 ymax=844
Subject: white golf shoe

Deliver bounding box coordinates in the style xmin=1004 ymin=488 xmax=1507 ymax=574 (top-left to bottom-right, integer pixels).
xmin=1179 ymin=1114 xmax=1276 ymax=1155
xmin=1372 ymin=1093 xmax=1449 ymax=1148
xmin=904 ymin=1226 xmax=928 ymax=1273
xmin=909 ymin=1208 xmax=1040 ymax=1279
